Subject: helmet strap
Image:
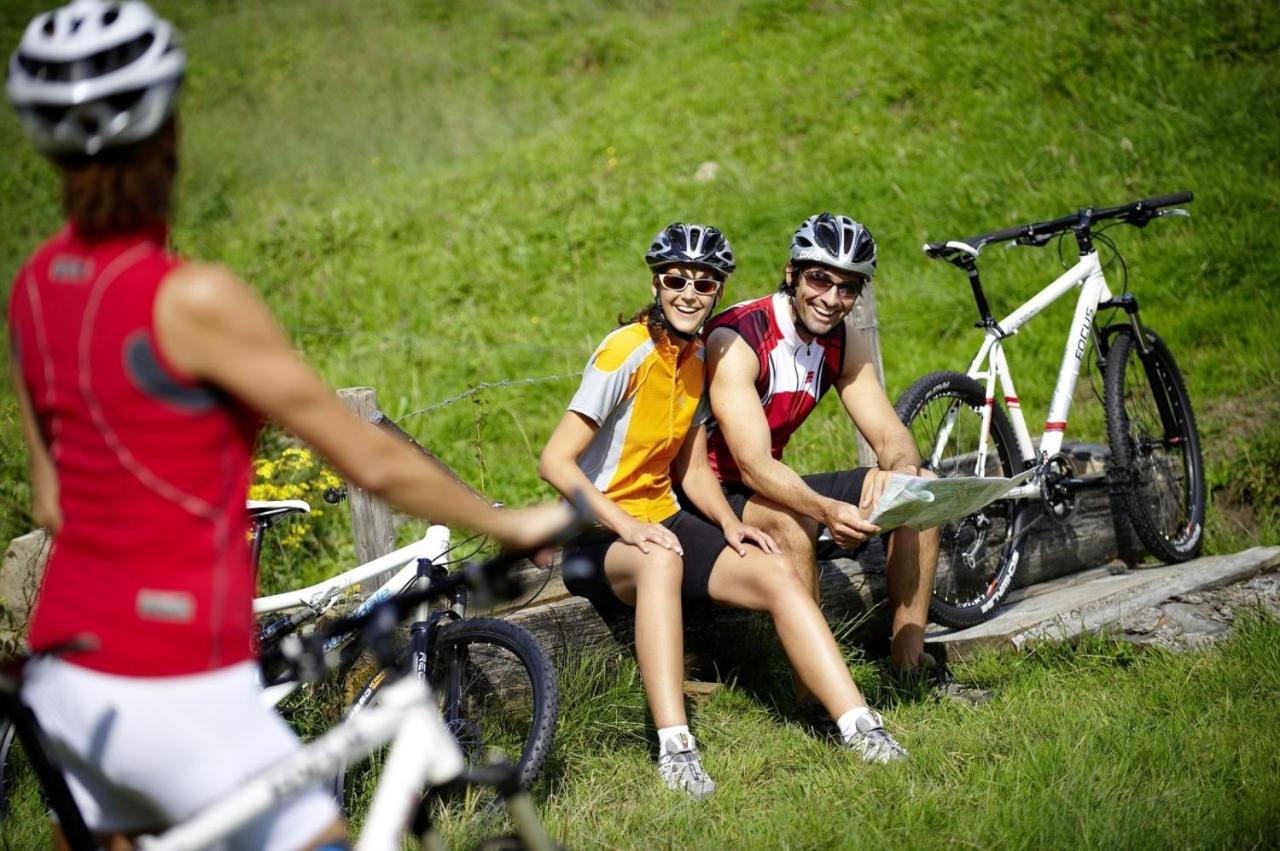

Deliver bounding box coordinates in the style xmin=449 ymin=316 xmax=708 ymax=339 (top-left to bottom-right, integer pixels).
xmin=651 ymin=295 xmax=698 ymax=341
xmin=652 ymin=290 xmax=722 ymax=341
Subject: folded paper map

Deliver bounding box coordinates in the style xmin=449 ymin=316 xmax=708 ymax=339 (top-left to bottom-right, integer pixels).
xmin=867 ymin=469 xmax=1036 ymax=532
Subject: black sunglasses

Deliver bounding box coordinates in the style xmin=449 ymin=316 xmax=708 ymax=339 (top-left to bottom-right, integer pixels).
xmin=658 ymin=273 xmax=722 ymax=296
xmin=801 ymin=268 xmax=865 ymax=299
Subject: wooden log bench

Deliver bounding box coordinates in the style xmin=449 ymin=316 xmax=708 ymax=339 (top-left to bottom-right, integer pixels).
xmin=2 ymin=444 xmax=1131 ymax=675
xmin=488 ymin=443 xmax=1132 ymax=674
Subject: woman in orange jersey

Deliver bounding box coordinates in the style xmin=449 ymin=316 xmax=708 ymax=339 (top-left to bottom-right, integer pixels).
xmin=539 ymin=224 xmax=905 ymax=801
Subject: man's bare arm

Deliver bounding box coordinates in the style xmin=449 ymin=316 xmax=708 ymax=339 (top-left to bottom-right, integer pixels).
xmin=706 ymin=328 xmax=877 ymax=544
xmin=835 ymin=330 xmax=922 ymax=475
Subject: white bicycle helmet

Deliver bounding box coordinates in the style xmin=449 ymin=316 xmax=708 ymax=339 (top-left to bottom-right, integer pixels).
xmin=6 ymin=0 xmax=185 ymax=156
xmin=645 ymin=223 xmax=736 ymax=277
xmin=790 ymin=213 xmax=877 ymax=280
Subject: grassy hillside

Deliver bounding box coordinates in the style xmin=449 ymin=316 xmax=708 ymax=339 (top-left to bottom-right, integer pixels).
xmin=2 ymin=0 xmax=1277 ymax=558
xmin=1 ymin=3 xmax=1278 ymax=847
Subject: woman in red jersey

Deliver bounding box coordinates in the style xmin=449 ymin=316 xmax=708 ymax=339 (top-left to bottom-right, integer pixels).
xmin=5 ymin=3 xmax=567 ymax=848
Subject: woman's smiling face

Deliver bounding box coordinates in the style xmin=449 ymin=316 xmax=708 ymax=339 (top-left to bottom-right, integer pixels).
xmin=651 ymin=264 xmax=724 ymax=337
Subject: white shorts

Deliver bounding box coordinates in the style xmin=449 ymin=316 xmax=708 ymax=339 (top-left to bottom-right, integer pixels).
xmin=23 ymin=657 xmax=339 ymax=850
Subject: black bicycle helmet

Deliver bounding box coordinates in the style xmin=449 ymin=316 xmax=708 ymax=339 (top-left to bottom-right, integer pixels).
xmin=645 ymin=223 xmax=736 ymax=277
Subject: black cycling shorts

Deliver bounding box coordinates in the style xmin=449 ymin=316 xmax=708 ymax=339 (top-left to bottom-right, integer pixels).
xmin=561 ymin=510 xmax=728 ymax=611
xmin=720 ymin=468 xmax=873 ymax=522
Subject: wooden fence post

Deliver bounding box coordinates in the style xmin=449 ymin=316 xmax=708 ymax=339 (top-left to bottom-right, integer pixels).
xmin=337 ymin=387 xmax=396 ymax=586
xmin=849 ymin=285 xmax=885 ymax=469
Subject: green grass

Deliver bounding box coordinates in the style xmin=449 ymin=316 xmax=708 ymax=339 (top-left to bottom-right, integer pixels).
xmin=2 ymin=0 xmax=1278 ymax=560
xmin=6 ymin=612 xmax=1278 ymax=848
xmin=516 ymin=614 xmax=1280 ymax=849
xmin=1 ymin=0 xmax=1278 ymax=846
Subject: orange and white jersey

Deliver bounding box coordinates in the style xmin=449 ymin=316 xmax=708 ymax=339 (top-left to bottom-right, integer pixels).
xmin=569 ymin=322 xmax=709 ymax=523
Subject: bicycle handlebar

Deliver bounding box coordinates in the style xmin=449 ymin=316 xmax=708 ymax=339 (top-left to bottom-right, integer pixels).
xmin=924 ymin=190 xmax=1193 ymax=261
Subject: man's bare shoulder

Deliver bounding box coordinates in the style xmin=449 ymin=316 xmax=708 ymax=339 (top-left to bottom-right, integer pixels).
xmin=705 ymin=325 xmax=744 ymax=357
xmin=706 ymin=326 xmax=758 ymax=379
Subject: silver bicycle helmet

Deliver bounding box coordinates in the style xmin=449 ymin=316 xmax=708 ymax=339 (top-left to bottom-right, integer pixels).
xmin=790 ymin=213 xmax=877 ymax=280
xmin=6 ymin=0 xmax=185 ymax=156
xmin=645 ymin=223 xmax=736 ymax=276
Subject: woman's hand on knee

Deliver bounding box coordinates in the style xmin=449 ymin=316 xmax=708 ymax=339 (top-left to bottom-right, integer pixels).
xmin=620 ymin=520 xmax=683 ymax=555
xmin=723 ymin=521 xmax=779 ymax=556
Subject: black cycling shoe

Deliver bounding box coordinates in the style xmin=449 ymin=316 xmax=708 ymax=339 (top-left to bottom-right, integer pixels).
xmin=893 ymin=651 xmax=993 ymax=706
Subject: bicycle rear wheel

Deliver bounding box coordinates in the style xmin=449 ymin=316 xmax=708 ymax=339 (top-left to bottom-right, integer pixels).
xmin=1103 ymin=328 xmax=1205 ymax=562
xmin=338 ymin=618 xmax=558 ymax=811
xmin=895 ymin=371 xmax=1028 ymax=629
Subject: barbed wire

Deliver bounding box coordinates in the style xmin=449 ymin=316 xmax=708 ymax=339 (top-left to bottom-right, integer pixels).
xmin=287 ymin=325 xmax=587 ymax=353
xmin=396 ymin=372 xmax=581 ymax=423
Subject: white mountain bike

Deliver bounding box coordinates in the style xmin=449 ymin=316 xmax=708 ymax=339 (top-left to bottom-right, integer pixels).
xmin=895 ymin=191 xmax=1206 ymax=629
xmin=0 ymin=532 xmax=586 ymax=851
xmin=250 ymin=413 xmax=561 ymax=799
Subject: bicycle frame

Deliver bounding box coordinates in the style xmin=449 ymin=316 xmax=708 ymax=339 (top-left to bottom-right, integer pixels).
xmin=942 ymin=250 xmax=1113 ymax=499
xmin=255 ymin=524 xmax=452 ymax=707
xmin=135 ymin=675 xmax=466 ymax=851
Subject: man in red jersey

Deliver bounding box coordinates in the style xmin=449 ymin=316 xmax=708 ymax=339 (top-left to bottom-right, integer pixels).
xmin=704 ymin=213 xmax=949 ymax=682
xmin=6 ymin=3 xmax=568 ymax=849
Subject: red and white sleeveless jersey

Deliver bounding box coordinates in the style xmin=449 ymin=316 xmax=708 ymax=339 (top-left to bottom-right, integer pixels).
xmin=8 ymin=223 xmax=261 ymax=676
xmin=704 ymin=293 xmax=846 ymax=483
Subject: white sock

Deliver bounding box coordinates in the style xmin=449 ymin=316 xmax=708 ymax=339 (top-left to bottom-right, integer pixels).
xmin=836 ymin=707 xmax=878 ymax=743
xmin=657 ymin=725 xmax=695 ymax=754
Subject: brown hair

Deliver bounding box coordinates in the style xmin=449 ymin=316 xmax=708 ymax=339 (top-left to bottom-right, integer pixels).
xmin=618 ymin=301 xmax=672 ymax=345
xmin=56 ymin=115 xmax=178 ymax=241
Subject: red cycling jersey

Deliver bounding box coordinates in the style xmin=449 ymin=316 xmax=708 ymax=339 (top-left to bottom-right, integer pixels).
xmin=704 ymin=292 xmax=846 ymax=484
xmin=8 ymin=223 xmax=261 ymax=676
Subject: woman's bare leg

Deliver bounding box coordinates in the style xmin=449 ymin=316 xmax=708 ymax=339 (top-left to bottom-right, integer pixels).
xmin=601 ymin=542 xmax=688 ymax=728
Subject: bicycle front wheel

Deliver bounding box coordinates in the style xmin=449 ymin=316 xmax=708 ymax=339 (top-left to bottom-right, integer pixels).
xmin=1104 ymin=328 xmax=1205 ymax=562
xmin=339 ymin=617 xmax=559 ymax=810
xmin=896 ymin=371 xmax=1028 ymax=629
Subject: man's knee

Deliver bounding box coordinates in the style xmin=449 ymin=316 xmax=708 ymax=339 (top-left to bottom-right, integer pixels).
xmin=743 ymin=502 xmax=818 ymax=590
xmin=751 ymin=554 xmax=811 ymax=602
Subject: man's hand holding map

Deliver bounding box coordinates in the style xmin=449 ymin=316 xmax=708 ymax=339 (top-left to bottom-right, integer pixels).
xmin=867 ymin=469 xmax=1036 ymax=532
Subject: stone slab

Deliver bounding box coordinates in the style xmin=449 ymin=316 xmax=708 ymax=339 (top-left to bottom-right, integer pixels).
xmin=1 ymin=529 xmax=50 ymax=653
xmin=927 ymin=545 xmax=1280 ymax=659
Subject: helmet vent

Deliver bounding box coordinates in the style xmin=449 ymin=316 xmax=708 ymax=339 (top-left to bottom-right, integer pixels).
xmin=23 ymin=32 xmax=156 ymax=83
xmin=70 ymin=16 xmax=84 ymax=33
xmin=103 ymin=6 xmax=120 ymax=25
xmin=106 ymin=88 xmax=145 ymax=112
xmin=41 ymin=14 xmax=55 ymax=36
